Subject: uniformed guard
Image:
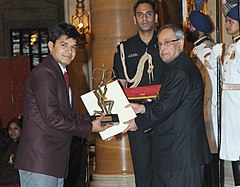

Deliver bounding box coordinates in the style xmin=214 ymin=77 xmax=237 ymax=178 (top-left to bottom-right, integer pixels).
xmin=112 ymin=0 xmax=164 ymax=187
xmin=187 ymin=10 xmax=222 ymax=187
xmin=219 ymin=3 xmax=240 ymax=186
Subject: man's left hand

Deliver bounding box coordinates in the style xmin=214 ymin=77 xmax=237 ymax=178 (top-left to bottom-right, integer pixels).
xmin=122 ymin=118 xmax=138 ymax=133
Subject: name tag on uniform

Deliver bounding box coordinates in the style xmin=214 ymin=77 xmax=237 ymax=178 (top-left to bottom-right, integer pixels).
xmin=128 ymin=53 xmax=138 ymax=58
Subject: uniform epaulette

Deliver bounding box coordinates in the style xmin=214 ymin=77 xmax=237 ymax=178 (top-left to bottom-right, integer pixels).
xmin=115 ymin=40 xmax=127 ymax=54
xmin=204 ymin=39 xmax=214 ymax=48
xmin=115 ymin=41 xmax=123 ymax=54
xmin=118 ymin=40 xmax=126 ymax=45
xmin=115 ymin=47 xmax=118 ymax=54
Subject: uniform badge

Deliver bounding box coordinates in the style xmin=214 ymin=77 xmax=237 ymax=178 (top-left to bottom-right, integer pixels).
xmin=128 ymin=53 xmax=138 ymax=58
xmin=8 ymin=154 xmax=15 ymax=165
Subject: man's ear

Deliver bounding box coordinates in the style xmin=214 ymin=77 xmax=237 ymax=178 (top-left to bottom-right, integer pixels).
xmin=133 ymin=16 xmax=137 ymax=25
xmin=179 ymin=39 xmax=184 ymax=50
xmin=48 ymin=41 xmax=54 ymax=52
xmin=154 ymin=13 xmax=158 ymax=24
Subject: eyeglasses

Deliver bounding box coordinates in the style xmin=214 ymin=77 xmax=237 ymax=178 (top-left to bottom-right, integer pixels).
xmin=155 ymin=39 xmax=180 ymax=49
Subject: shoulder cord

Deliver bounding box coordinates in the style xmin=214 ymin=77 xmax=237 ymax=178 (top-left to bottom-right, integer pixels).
xmin=120 ymin=43 xmax=154 ymax=88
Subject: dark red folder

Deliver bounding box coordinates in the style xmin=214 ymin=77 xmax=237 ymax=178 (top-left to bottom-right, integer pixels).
xmin=124 ymin=84 xmax=161 ymax=100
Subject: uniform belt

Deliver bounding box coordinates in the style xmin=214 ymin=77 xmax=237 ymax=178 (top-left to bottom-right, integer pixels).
xmin=221 ymin=83 xmax=240 ymax=90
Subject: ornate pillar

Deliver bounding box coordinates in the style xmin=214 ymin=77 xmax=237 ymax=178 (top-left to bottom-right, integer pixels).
xmin=90 ymin=1 xmax=137 ymax=186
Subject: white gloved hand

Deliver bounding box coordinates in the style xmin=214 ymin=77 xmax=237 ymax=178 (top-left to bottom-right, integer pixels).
xmin=193 ymin=43 xmax=206 ymax=56
xmin=209 ymin=43 xmax=223 ymax=62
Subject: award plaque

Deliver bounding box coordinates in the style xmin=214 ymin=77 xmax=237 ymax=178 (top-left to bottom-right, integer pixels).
xmin=90 ymin=114 xmax=119 ymax=126
xmin=81 ymin=80 xmax=136 ymax=140
xmin=91 ymin=66 xmax=119 ymax=126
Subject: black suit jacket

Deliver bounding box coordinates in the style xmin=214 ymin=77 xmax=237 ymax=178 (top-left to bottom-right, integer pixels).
xmin=135 ymin=51 xmax=211 ymax=171
xmin=15 ymin=54 xmax=92 ymax=178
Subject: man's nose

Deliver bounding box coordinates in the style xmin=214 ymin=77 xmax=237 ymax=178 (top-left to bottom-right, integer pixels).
xmin=66 ymin=46 xmax=73 ymax=53
xmin=142 ymin=13 xmax=148 ymax=20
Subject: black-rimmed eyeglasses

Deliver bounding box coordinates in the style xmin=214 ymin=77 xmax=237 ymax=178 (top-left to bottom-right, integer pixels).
xmin=155 ymin=39 xmax=180 ymax=49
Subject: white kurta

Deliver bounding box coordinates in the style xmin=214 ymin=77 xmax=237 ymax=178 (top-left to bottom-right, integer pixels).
xmin=220 ymin=42 xmax=240 ymax=161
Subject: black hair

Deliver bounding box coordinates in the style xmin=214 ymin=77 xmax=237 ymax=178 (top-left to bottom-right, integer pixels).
xmin=7 ymin=117 xmax=22 ymax=130
xmin=133 ymin=0 xmax=157 ymax=15
xmin=49 ymin=22 xmax=82 ymax=45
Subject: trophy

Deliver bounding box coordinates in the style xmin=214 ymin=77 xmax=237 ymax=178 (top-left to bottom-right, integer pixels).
xmin=91 ymin=65 xmax=119 ymax=126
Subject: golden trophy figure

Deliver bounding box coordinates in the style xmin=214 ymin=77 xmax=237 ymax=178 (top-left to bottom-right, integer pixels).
xmin=92 ymin=66 xmax=119 ymax=125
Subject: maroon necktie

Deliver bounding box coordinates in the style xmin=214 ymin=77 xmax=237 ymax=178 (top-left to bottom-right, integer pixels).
xmin=64 ymin=71 xmax=69 ymax=90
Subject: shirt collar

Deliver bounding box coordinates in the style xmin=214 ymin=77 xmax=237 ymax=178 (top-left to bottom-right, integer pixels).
xmin=232 ymin=35 xmax=240 ymax=43
xmin=136 ymin=31 xmax=157 ymax=47
xmin=194 ymin=36 xmax=209 ymax=46
xmin=58 ymin=63 xmax=67 ymax=74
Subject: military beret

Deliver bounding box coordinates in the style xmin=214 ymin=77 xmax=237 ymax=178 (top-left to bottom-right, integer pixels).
xmin=189 ymin=10 xmax=213 ymax=34
xmin=227 ymin=5 xmax=239 ymax=20
xmin=222 ymin=3 xmax=239 ymax=20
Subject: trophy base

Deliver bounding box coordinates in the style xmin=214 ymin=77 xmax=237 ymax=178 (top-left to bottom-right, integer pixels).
xmin=91 ymin=114 xmax=119 ymax=126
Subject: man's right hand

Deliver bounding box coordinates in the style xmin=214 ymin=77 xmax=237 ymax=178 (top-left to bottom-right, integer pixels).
xmin=91 ymin=113 xmax=112 ymax=132
xmin=125 ymin=103 xmax=146 ymax=114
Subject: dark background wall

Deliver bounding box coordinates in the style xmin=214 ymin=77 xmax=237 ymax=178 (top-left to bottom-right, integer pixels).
xmin=0 ymin=0 xmax=64 ymax=57
xmin=0 ymin=0 xmax=64 ymax=127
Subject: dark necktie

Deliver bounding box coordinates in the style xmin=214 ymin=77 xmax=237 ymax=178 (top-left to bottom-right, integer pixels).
xmin=64 ymin=71 xmax=69 ymax=90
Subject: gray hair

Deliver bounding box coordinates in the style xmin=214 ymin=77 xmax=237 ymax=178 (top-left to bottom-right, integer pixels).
xmin=158 ymin=24 xmax=185 ymax=40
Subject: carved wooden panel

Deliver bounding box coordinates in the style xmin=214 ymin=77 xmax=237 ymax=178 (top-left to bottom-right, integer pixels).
xmin=0 ymin=56 xmax=30 ymax=127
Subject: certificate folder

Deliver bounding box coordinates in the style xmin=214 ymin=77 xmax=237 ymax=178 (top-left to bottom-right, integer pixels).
xmin=124 ymin=84 xmax=161 ymax=101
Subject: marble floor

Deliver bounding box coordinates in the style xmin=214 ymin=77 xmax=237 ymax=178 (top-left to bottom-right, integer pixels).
xmin=224 ymin=161 xmax=239 ymax=187
xmin=89 ymin=174 xmax=135 ymax=187
xmin=88 ymin=160 xmax=238 ymax=187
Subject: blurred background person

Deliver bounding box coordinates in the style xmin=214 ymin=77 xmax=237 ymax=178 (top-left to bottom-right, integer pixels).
xmin=0 ymin=117 xmax=22 ymax=187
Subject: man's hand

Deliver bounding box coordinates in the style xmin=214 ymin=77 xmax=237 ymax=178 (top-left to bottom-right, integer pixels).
xmin=91 ymin=113 xmax=112 ymax=132
xmin=123 ymin=118 xmax=138 ymax=133
xmin=125 ymin=103 xmax=146 ymax=114
xmin=204 ymin=59 xmax=213 ymax=69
